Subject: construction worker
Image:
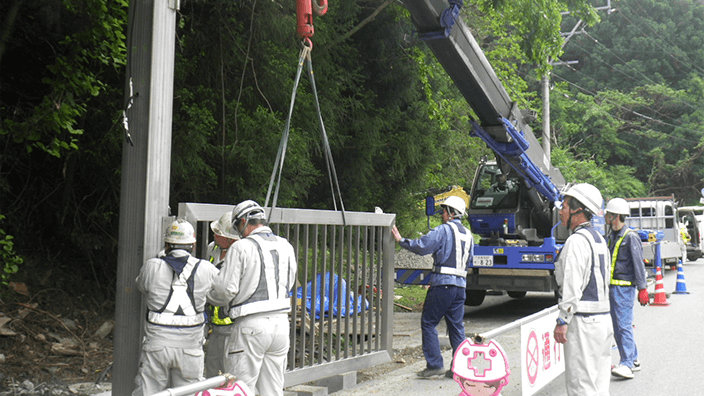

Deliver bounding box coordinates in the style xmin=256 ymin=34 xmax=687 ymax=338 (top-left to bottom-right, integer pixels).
xmin=604 ymin=198 xmax=649 ymax=379
xmin=204 ymin=211 xmax=240 ymax=378
xmin=391 ymin=195 xmax=473 ymax=379
xmin=133 ymin=219 xmax=219 ymax=396
xmin=553 ymin=184 xmax=613 ymax=396
xmin=208 ymin=200 xmax=297 ymax=396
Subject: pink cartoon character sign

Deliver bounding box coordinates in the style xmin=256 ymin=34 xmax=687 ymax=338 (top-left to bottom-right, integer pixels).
xmin=450 ymin=338 xmax=510 ymax=396
xmin=194 ymin=379 xmax=253 ymax=396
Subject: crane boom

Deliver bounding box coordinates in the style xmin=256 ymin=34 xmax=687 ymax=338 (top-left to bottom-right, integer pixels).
xmin=403 ymin=0 xmax=564 ymax=191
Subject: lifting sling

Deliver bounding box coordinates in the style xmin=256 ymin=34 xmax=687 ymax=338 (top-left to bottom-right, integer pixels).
xmin=265 ymin=1 xmax=346 ymax=224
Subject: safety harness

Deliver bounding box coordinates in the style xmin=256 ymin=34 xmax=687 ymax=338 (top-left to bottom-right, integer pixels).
xmin=148 ymin=255 xmax=206 ymax=327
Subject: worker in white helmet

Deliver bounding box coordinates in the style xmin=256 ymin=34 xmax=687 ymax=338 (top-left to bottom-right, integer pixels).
xmin=133 ymin=219 xmax=219 ymax=396
xmin=208 ymin=200 xmax=297 ymax=396
xmin=204 ymin=211 xmax=241 ymax=378
xmin=604 ymin=198 xmax=648 ymax=380
xmin=391 ymin=195 xmax=473 ymax=379
xmin=553 ymin=183 xmax=613 ymax=396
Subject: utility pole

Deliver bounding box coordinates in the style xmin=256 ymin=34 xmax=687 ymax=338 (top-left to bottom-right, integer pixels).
xmin=542 ymin=0 xmax=615 ymax=162
xmin=113 ymin=0 xmax=179 ymax=394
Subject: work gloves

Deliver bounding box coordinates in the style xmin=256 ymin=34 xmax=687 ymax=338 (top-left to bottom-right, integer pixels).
xmin=638 ymin=288 xmax=650 ymax=306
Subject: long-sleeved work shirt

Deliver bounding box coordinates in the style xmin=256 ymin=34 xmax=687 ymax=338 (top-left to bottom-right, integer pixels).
xmin=607 ymin=227 xmax=647 ymax=290
xmin=398 ymin=219 xmax=472 ymax=288
xmin=555 ymin=224 xmax=611 ymax=324
xmin=208 ymin=226 xmax=297 ymax=318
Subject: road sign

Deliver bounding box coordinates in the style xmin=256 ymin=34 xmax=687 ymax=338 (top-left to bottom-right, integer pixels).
xmin=520 ymin=310 xmax=565 ymax=396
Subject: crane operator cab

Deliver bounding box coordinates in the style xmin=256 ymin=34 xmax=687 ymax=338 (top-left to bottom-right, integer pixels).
xmin=469 ymin=160 xmax=554 ymax=248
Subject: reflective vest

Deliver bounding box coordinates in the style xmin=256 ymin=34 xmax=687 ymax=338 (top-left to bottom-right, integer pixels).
xmin=147 ymin=255 xmax=206 ymax=327
xmin=574 ymin=226 xmax=610 ymax=310
xmin=208 ymin=246 xmax=233 ymax=326
xmin=229 ymin=234 xmax=293 ymax=319
xmin=610 ymin=228 xmax=633 ymax=286
xmin=433 ymin=221 xmax=472 ymax=278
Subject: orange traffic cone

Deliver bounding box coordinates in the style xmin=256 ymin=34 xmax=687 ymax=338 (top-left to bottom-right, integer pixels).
xmin=651 ymin=264 xmax=670 ymax=306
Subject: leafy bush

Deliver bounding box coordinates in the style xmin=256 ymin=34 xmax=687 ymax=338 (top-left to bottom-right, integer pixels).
xmin=0 ymin=215 xmax=22 ymax=289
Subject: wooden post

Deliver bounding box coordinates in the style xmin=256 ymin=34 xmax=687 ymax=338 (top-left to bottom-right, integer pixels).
xmin=113 ymin=0 xmax=179 ymax=393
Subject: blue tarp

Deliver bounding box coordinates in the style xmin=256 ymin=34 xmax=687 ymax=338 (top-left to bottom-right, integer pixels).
xmin=297 ymin=272 xmax=369 ymax=319
xmin=636 ymin=229 xmax=664 ymax=242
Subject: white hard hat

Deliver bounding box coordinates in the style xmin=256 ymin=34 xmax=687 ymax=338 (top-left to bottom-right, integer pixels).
xmin=211 ymin=211 xmax=240 ymax=239
xmin=231 ymin=199 xmax=266 ymax=228
xmin=563 ymin=183 xmax=603 ymax=216
xmin=451 ymin=339 xmax=510 ymax=385
xmin=605 ymin=198 xmax=630 ymax=216
xmin=442 ymin=196 xmax=466 ymax=218
xmin=164 ymin=218 xmax=197 ymax=244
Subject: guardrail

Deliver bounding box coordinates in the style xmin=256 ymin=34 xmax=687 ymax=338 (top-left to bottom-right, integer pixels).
xmin=178 ymin=203 xmax=396 ymax=388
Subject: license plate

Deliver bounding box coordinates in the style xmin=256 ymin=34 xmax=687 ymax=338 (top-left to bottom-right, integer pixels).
xmin=474 ymin=255 xmax=494 ymax=267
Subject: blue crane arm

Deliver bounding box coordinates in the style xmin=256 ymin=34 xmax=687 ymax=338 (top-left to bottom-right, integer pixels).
xmin=403 ymin=0 xmax=565 ymax=194
xmin=471 ymin=119 xmax=562 ymax=203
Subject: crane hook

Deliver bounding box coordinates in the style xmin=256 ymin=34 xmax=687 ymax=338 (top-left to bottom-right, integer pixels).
xmin=297 ymin=0 xmax=328 ymax=39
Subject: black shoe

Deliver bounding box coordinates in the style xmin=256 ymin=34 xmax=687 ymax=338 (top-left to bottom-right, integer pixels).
xmin=417 ymin=367 xmax=445 ymax=378
xmin=445 ymin=370 xmax=454 ymax=379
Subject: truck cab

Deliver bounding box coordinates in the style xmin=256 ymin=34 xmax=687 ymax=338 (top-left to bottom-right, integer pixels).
xmin=678 ymin=205 xmax=704 ymax=261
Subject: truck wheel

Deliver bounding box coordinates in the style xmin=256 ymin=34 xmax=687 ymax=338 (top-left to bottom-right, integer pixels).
xmin=507 ymin=291 xmax=527 ymax=299
xmin=465 ymin=290 xmax=486 ymax=306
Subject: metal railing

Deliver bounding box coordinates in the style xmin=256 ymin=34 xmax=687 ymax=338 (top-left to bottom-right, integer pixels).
xmin=178 ymin=203 xmax=396 ymax=388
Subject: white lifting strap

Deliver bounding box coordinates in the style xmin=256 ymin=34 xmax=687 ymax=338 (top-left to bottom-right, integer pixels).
xmin=148 ymin=256 xmax=205 ymax=327
xmin=434 ymin=222 xmax=471 ymax=277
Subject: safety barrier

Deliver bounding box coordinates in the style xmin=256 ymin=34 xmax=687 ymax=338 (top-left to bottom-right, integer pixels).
xmin=178 ymin=203 xmax=396 ymax=388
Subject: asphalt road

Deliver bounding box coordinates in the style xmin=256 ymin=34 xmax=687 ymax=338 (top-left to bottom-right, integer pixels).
xmin=334 ymin=259 xmax=703 ymax=395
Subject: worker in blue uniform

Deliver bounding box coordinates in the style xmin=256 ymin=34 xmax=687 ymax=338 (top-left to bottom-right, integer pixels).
xmin=391 ymin=196 xmax=473 ymax=378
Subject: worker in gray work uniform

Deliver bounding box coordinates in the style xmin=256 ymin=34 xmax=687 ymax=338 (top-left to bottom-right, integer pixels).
xmin=133 ymin=219 xmax=219 ymax=396
xmin=204 ymin=211 xmax=240 ymax=378
xmin=553 ymin=184 xmax=613 ymax=396
xmin=209 ymin=200 xmax=297 ymax=396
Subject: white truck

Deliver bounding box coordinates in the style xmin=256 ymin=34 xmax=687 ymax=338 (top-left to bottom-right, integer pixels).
xmin=624 ymin=196 xmax=686 ymax=270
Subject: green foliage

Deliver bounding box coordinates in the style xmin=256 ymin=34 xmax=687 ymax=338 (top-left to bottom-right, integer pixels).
xmin=1 ymin=0 xmax=127 ymax=158
xmin=393 ymin=285 xmax=427 ymax=312
xmin=553 ymin=0 xmax=704 ymax=204
xmin=0 ymin=216 xmax=22 ymax=288
xmin=472 ymin=0 xmax=599 ymax=72
xmin=551 ymin=147 xmax=646 ymax=199
xmin=0 ymin=0 xmax=128 ymax=301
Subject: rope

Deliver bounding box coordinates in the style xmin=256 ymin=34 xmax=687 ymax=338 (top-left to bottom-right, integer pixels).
xmin=265 ymin=40 xmax=347 ymax=225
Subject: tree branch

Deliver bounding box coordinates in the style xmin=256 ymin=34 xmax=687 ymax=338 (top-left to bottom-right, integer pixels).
xmin=322 ymin=0 xmax=396 ymax=52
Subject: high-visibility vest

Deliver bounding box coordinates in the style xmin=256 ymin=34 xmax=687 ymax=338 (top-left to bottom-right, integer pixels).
xmin=610 ymin=229 xmax=633 ymax=286
xmin=208 ymin=247 xmax=233 ymax=326
xmin=147 ymin=256 xmax=206 ymax=327
xmin=210 ymin=305 xmax=233 ymax=326
xmin=432 ymin=221 xmax=472 ymax=278
xmin=228 ymin=234 xmax=294 ymax=319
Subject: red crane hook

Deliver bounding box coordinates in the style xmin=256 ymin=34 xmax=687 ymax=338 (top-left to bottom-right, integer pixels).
xmin=297 ymin=0 xmax=328 ymax=39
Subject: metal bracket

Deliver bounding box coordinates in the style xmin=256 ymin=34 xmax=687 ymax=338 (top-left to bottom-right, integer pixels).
xmin=168 ymin=0 xmax=180 ymax=11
